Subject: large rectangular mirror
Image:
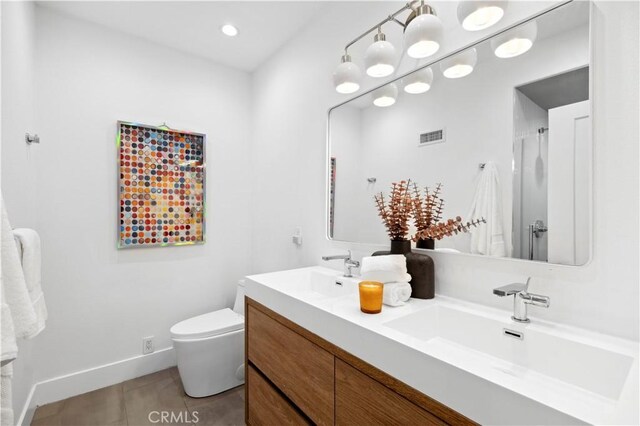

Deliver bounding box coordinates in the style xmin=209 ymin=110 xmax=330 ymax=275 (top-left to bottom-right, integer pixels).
xmin=328 ymin=1 xmax=591 ymax=266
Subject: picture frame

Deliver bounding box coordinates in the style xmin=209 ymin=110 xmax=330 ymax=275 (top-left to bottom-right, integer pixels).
xmin=117 ymin=121 xmax=206 ymax=248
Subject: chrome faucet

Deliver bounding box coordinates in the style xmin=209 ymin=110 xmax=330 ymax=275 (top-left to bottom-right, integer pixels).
xmin=493 ymin=277 xmax=550 ymax=323
xmin=322 ymin=250 xmax=360 ymax=278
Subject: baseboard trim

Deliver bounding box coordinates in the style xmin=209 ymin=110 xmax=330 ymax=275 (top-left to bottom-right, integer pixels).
xmin=17 ymin=347 xmax=176 ymax=425
xmin=17 ymin=384 xmax=37 ymax=426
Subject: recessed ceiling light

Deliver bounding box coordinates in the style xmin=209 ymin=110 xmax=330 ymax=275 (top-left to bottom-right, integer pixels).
xmin=221 ymin=24 xmax=238 ymax=37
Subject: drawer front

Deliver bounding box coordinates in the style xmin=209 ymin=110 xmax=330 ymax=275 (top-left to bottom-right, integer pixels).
xmin=336 ymin=359 xmax=446 ymax=426
xmin=247 ymin=305 xmax=334 ymax=425
xmin=247 ymin=365 xmax=309 ymax=426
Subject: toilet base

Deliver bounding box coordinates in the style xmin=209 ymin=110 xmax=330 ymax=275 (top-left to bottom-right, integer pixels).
xmin=173 ymin=328 xmax=245 ymax=397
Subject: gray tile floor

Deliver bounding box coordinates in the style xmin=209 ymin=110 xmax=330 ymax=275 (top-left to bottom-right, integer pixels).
xmin=31 ymin=367 xmax=244 ymax=426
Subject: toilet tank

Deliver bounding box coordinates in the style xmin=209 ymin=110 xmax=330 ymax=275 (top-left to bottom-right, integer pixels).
xmin=232 ymin=279 xmax=246 ymax=315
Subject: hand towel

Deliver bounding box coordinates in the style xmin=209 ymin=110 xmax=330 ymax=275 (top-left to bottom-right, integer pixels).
xmin=1 ymin=199 xmax=38 ymax=341
xmin=360 ymin=255 xmax=411 ymax=283
xmin=12 ymin=228 xmax=47 ymax=336
xmin=467 ymin=162 xmax=508 ymax=257
xmin=382 ymin=282 xmax=412 ymax=307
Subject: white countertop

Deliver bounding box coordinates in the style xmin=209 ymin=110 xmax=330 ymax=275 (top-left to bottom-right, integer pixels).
xmin=245 ymin=266 xmax=639 ymax=425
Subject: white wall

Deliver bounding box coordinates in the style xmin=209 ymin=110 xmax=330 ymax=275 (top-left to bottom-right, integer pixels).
xmin=2 ymin=5 xmax=252 ymax=410
xmin=1 ymin=2 xmax=38 ymax=227
xmin=251 ymin=1 xmax=639 ymax=341
xmin=1 ymin=0 xmax=41 ymax=420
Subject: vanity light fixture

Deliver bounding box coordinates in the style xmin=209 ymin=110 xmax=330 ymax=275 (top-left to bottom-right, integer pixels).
xmin=372 ymin=83 xmax=398 ymax=107
xmin=457 ymin=1 xmax=507 ymax=31
xmin=404 ymin=3 xmax=443 ymax=59
xmin=440 ymin=48 xmax=477 ymax=78
xmin=221 ymin=24 xmax=238 ymax=37
xmin=332 ymin=1 xmax=441 ymax=94
xmin=403 ymin=67 xmax=433 ymax=94
xmin=364 ymin=28 xmax=396 ymax=78
xmin=491 ymin=21 xmax=537 ymax=58
xmin=333 ymin=54 xmax=362 ymax=94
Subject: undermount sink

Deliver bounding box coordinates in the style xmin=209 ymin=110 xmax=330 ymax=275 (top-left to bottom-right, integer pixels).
xmin=308 ymin=268 xmax=358 ymax=298
xmin=384 ymin=304 xmax=635 ymax=402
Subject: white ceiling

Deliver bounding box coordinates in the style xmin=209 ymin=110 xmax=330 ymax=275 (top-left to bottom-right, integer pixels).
xmin=37 ymin=1 xmax=326 ymax=72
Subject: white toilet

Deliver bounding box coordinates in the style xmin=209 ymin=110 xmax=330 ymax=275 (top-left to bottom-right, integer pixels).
xmin=170 ymin=280 xmax=245 ymax=397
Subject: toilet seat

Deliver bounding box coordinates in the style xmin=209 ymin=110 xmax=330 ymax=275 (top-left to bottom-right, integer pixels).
xmin=170 ymin=308 xmax=244 ymax=340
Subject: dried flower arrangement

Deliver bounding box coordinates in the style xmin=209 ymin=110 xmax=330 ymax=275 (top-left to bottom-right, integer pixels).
xmin=410 ymin=182 xmax=485 ymax=241
xmin=410 ymin=182 xmax=444 ymax=237
xmin=374 ymin=180 xmax=413 ymax=241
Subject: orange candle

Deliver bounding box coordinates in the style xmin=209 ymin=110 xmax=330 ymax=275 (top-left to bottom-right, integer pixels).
xmin=359 ymin=281 xmax=384 ymax=314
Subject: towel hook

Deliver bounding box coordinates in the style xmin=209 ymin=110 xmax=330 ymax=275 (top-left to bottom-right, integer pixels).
xmin=25 ymin=133 xmax=40 ymax=145
xmin=479 ymin=163 xmax=486 ymax=169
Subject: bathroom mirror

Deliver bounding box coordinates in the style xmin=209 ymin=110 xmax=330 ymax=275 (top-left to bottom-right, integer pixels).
xmin=327 ymin=1 xmax=592 ymax=266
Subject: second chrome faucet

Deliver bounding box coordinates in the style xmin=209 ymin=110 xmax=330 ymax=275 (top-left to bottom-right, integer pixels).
xmin=493 ymin=277 xmax=550 ymax=323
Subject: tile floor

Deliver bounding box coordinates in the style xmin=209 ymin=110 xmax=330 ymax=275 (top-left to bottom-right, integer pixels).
xmin=31 ymin=367 xmax=245 ymax=426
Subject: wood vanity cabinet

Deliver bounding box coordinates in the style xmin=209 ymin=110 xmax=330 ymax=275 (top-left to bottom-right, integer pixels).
xmin=247 ymin=365 xmax=310 ymax=426
xmin=245 ymin=297 xmax=476 ymax=426
xmin=247 ymin=303 xmax=334 ymax=425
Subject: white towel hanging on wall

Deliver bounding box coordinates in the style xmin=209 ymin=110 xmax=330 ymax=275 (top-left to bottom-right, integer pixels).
xmin=13 ymin=228 xmax=47 ymax=336
xmin=1 ymin=199 xmax=37 ymax=344
xmin=467 ymin=162 xmax=508 ymax=257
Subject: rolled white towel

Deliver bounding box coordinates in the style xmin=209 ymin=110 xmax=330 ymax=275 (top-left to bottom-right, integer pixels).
xmin=360 ymin=255 xmax=411 ymax=283
xmin=382 ymin=282 xmax=412 ymax=307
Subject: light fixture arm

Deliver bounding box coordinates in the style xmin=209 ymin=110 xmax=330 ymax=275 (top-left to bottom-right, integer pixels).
xmin=343 ymin=2 xmax=417 ymax=53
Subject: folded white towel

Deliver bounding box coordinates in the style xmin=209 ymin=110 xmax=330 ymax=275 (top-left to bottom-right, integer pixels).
xmin=13 ymin=228 xmax=47 ymax=336
xmin=360 ymin=255 xmax=411 ymax=283
xmin=382 ymin=282 xmax=412 ymax=307
xmin=1 ymin=199 xmax=38 ymax=344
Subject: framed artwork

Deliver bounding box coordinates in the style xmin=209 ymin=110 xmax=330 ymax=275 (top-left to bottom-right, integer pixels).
xmin=117 ymin=121 xmax=206 ymax=248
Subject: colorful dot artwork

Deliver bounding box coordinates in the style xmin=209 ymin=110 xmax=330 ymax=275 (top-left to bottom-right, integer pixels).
xmin=117 ymin=122 xmax=205 ymax=248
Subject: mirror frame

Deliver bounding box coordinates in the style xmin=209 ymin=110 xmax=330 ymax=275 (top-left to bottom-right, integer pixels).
xmin=325 ymin=0 xmax=595 ymax=268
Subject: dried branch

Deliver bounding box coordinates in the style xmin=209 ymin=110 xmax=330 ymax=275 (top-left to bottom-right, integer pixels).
xmin=374 ymin=180 xmax=413 ymax=241
xmin=415 ymin=216 xmax=486 ymax=241
xmin=410 ymin=183 xmax=485 ymax=242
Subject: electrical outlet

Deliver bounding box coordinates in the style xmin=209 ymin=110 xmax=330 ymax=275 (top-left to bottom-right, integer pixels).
xmin=142 ymin=336 xmax=154 ymax=355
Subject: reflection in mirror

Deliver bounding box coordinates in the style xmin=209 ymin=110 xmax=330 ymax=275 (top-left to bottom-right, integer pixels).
xmin=328 ymin=2 xmax=591 ymax=266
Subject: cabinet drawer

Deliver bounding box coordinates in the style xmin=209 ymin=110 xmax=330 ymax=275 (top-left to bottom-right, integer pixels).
xmin=247 ymin=365 xmax=309 ymax=426
xmin=247 ymin=305 xmax=334 ymax=425
xmin=336 ymin=359 xmax=446 ymax=426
